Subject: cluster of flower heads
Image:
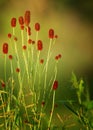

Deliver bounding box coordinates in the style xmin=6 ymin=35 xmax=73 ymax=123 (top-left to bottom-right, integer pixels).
xmin=2 ymin=10 xmax=62 ymax=91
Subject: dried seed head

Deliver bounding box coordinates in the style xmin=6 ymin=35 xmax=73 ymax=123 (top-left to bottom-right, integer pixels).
xmin=11 ymin=18 xmax=16 ymax=27
xmin=49 ymin=29 xmax=54 ymax=39
xmin=53 ymin=80 xmax=58 ymax=90
xmin=19 ymin=16 xmax=24 ymax=25
xmin=24 ymin=10 xmax=30 ymax=26
xmin=35 ymin=23 xmax=40 ymax=31
xmin=3 ymin=43 xmax=8 ymax=54
xmin=37 ymin=40 xmax=43 ymax=51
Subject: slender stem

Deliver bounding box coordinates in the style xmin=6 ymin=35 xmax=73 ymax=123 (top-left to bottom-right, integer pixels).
xmin=21 ymin=30 xmax=29 ymax=82
xmin=48 ymin=90 xmax=55 ymax=129
xmin=43 ymin=39 xmax=52 ymax=99
xmin=4 ymin=55 xmax=6 ymax=87
xmin=33 ymin=51 xmax=40 ymax=92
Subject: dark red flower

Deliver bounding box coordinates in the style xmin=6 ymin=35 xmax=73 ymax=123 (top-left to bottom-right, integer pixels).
xmin=58 ymin=54 xmax=62 ymax=59
xmin=32 ymin=40 xmax=35 ymax=44
xmin=55 ymin=35 xmax=58 ymax=39
xmin=55 ymin=54 xmax=62 ymax=60
xmin=40 ymin=59 xmax=44 ymax=64
xmin=53 ymin=80 xmax=58 ymax=90
xmin=9 ymin=55 xmax=13 ymax=59
xmin=26 ymin=26 xmax=31 ymax=35
xmin=55 ymin=55 xmax=59 ymax=60
xmin=20 ymin=25 xmax=24 ymax=30
xmin=24 ymin=10 xmax=30 ymax=26
xmin=37 ymin=40 xmax=43 ymax=51
xmin=23 ymin=45 xmax=27 ymax=50
xmin=3 ymin=43 xmax=8 ymax=54
xmin=49 ymin=29 xmax=54 ymax=39
xmin=28 ymin=39 xmax=32 ymax=44
xmin=35 ymin=23 xmax=40 ymax=31
xmin=16 ymin=68 xmax=20 ymax=73
xmin=11 ymin=18 xmax=16 ymax=27
xmin=19 ymin=16 xmax=24 ymax=25
xmin=14 ymin=37 xmax=18 ymax=41
xmin=8 ymin=33 xmax=12 ymax=38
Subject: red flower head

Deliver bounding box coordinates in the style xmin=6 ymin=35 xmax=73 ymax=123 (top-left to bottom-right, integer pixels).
xmin=3 ymin=43 xmax=8 ymax=54
xmin=55 ymin=55 xmax=59 ymax=60
xmin=28 ymin=39 xmax=32 ymax=44
xmin=11 ymin=18 xmax=16 ymax=27
xmin=58 ymin=54 xmax=62 ymax=59
xmin=37 ymin=40 xmax=43 ymax=51
xmin=9 ymin=55 xmax=13 ymax=60
xmin=35 ymin=23 xmax=40 ymax=31
xmin=49 ymin=29 xmax=54 ymax=39
xmin=55 ymin=35 xmax=58 ymax=39
xmin=55 ymin=54 xmax=62 ymax=61
xmin=24 ymin=10 xmax=30 ymax=26
xmin=32 ymin=40 xmax=35 ymax=44
xmin=19 ymin=16 xmax=24 ymax=25
xmin=40 ymin=59 xmax=44 ymax=64
xmin=23 ymin=45 xmax=27 ymax=50
xmin=53 ymin=80 xmax=58 ymax=90
xmin=8 ymin=33 xmax=12 ymax=38
xmin=16 ymin=68 xmax=20 ymax=73
xmin=27 ymin=26 xmax=31 ymax=35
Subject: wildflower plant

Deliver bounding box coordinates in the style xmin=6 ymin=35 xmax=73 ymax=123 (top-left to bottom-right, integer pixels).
xmin=0 ymin=10 xmax=62 ymax=130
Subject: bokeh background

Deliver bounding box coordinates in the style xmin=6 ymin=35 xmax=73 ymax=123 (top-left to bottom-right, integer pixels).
xmin=0 ymin=0 xmax=93 ymax=129
xmin=0 ymin=0 xmax=93 ymax=97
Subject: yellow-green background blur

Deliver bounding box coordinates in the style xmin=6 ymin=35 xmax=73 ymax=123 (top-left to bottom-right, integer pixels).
xmin=0 ymin=1 xmax=93 ymax=129
xmin=0 ymin=0 xmax=93 ymax=94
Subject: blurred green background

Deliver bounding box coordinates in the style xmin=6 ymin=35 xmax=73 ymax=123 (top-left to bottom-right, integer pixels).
xmin=0 ymin=0 xmax=93 ymax=129
xmin=0 ymin=0 xmax=93 ymax=97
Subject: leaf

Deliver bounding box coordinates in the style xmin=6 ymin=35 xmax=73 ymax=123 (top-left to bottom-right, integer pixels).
xmin=71 ymin=72 xmax=78 ymax=89
xmin=78 ymin=79 xmax=84 ymax=93
xmin=83 ymin=101 xmax=93 ymax=110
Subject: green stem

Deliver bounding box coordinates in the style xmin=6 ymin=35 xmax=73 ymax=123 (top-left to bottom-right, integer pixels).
xmin=43 ymin=39 xmax=52 ymax=99
xmin=48 ymin=90 xmax=55 ymax=129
